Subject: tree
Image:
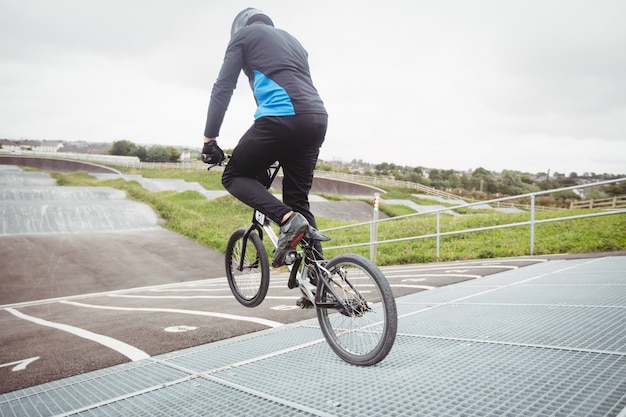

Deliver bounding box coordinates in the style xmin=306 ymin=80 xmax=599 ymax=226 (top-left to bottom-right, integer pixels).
xmin=135 ymin=146 xmax=147 ymax=162
xmin=109 ymin=140 xmax=138 ymax=156
xmin=166 ymin=146 xmax=181 ymax=162
xmin=603 ymin=181 xmax=626 ymax=197
xmin=375 ymin=162 xmax=396 ymax=176
xmin=499 ymin=170 xmax=532 ymax=195
xmin=469 ymin=167 xmax=497 ymax=193
xmin=145 ymin=145 xmax=180 ymax=162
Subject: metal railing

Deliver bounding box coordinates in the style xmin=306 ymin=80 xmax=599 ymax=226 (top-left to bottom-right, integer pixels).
xmin=321 ymin=177 xmax=626 ymax=261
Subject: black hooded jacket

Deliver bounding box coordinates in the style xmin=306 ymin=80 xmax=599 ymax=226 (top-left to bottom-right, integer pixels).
xmin=204 ymin=24 xmax=326 ymax=138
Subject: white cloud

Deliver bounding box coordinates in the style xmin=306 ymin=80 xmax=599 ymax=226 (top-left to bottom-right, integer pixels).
xmin=1 ymin=0 xmax=625 ymax=175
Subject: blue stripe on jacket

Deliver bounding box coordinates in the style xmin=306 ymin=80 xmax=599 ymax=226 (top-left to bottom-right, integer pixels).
xmin=253 ymin=70 xmax=296 ymax=118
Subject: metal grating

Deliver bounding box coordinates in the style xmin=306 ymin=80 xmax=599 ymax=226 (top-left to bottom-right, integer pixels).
xmin=0 ymin=362 xmax=188 ymax=417
xmin=398 ymin=303 xmax=626 ymax=352
xmin=459 ymin=283 xmax=626 ymax=306
xmin=69 ymin=378 xmax=316 ymax=417
xmin=159 ymin=325 xmax=326 ymax=373
xmin=201 ymin=336 xmax=626 ymax=417
xmin=1 ymin=256 xmax=625 ymax=417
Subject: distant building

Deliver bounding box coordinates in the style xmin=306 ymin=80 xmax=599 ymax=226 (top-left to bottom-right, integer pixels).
xmin=179 ymin=150 xmax=191 ymax=163
xmin=35 ymin=140 xmax=64 ymax=152
xmin=0 ymin=139 xmax=63 ymax=153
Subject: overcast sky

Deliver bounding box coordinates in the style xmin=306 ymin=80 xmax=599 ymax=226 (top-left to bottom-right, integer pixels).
xmin=1 ymin=0 xmax=625 ymax=175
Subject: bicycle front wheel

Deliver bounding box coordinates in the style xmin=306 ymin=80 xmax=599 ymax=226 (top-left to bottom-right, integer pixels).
xmin=225 ymin=228 xmax=270 ymax=307
xmin=317 ymin=253 xmax=397 ymax=366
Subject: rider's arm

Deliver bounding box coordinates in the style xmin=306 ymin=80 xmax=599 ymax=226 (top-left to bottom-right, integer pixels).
xmin=204 ymin=38 xmax=245 ymax=139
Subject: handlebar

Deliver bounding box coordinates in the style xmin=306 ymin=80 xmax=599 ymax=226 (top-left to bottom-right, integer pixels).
xmin=205 ymin=153 xmax=280 ymax=191
xmin=205 ymin=153 xmax=280 ymax=190
xmin=206 ymin=154 xmax=231 ymax=171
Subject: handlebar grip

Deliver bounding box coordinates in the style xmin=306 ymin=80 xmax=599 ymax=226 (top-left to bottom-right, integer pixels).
xmin=206 ymin=154 xmax=231 ymax=171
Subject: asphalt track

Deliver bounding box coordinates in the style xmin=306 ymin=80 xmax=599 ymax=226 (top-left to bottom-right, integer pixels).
xmin=1 ymin=159 xmax=625 ymax=416
xmin=0 ymin=161 xmax=520 ymax=393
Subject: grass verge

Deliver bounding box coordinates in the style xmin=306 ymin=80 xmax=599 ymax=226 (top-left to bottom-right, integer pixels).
xmin=50 ymin=170 xmax=626 ymax=265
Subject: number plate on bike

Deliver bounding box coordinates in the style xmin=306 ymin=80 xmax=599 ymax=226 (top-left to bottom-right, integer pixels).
xmin=255 ymin=210 xmax=266 ymax=225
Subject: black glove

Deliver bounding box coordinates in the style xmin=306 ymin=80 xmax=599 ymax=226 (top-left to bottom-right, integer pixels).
xmin=201 ymin=140 xmax=225 ymax=164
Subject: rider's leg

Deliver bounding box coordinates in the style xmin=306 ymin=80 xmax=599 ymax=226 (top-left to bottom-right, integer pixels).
xmin=279 ymin=114 xmax=328 ymax=254
xmin=222 ymin=114 xmax=327 ymax=264
xmin=222 ymin=114 xmax=326 ymax=227
xmin=222 ymin=119 xmax=292 ymax=225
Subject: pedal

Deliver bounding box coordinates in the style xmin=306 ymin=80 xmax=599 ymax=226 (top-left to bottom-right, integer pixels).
xmin=296 ymin=297 xmax=314 ymax=309
xmin=284 ymin=250 xmax=297 ymax=265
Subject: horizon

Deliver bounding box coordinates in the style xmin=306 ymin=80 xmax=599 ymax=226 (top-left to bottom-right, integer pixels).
xmin=2 ymin=137 xmax=624 ymax=177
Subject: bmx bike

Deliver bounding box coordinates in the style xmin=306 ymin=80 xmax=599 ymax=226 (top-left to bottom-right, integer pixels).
xmin=208 ymin=158 xmax=397 ymax=366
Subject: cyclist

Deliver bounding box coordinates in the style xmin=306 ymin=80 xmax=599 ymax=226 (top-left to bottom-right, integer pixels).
xmin=202 ymin=8 xmax=328 ymax=267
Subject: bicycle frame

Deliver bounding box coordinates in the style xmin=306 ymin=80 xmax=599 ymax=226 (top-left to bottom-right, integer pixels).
xmin=235 ymin=162 xmax=281 ymax=271
xmin=235 ymin=168 xmax=320 ymax=306
xmin=220 ymin=159 xmax=368 ymax=312
xmin=214 ymin=153 xmax=396 ymax=365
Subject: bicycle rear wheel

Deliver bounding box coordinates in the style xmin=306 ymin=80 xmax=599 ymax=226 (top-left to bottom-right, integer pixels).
xmin=316 ymin=253 xmax=397 ymax=366
xmin=225 ymin=227 xmax=270 ymax=307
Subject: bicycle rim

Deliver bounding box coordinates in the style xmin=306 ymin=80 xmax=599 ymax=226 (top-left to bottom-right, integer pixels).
xmin=317 ymin=253 xmax=397 ymax=366
xmin=225 ymin=228 xmax=270 ymax=307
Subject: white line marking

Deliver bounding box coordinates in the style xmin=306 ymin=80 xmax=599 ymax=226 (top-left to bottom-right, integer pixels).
xmin=164 ymin=325 xmax=198 ymax=333
xmin=0 ymin=277 xmax=229 ymax=309
xmin=149 ymin=288 xmax=230 ymax=293
xmin=108 ymin=294 xmax=298 ymax=303
xmin=383 ymin=265 xmax=521 ymax=272
xmin=5 ymin=308 xmax=149 ymax=361
xmin=399 ymin=274 xmax=481 ymax=279
xmin=109 ymin=295 xmax=235 ymax=299
xmin=0 ymin=357 xmax=40 ymax=371
xmin=392 ymin=285 xmax=436 ymax=290
xmin=109 ymin=294 xmax=301 ymax=301
xmin=61 ymin=301 xmax=284 ymax=328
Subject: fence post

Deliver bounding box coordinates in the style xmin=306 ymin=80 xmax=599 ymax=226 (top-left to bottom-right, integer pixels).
xmin=530 ymin=194 xmax=536 ymax=255
xmin=436 ymin=212 xmax=441 ymax=260
xmin=370 ymin=193 xmax=380 ymax=263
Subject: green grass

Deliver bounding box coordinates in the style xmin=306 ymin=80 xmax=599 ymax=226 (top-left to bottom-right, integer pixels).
xmin=50 ymin=170 xmax=626 ymax=265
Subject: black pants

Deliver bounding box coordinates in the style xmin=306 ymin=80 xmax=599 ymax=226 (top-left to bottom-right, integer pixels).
xmin=222 ymin=114 xmax=327 ymax=230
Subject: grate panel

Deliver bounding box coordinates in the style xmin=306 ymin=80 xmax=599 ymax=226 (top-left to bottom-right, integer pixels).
xmin=0 ymin=362 xmax=187 ymax=417
xmin=398 ymin=303 xmax=626 ymax=352
xmin=461 ymin=284 xmax=626 ymax=307
xmin=395 ymin=284 xmax=498 ymax=304
xmin=159 ymin=326 xmax=325 ymax=373
xmin=203 ymin=335 xmax=626 ymax=417
xmin=70 ymin=378 xmax=315 ymax=417
xmin=463 ymin=257 xmax=624 ymax=287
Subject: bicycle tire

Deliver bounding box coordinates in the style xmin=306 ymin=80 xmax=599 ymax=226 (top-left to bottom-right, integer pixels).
xmin=316 ymin=253 xmax=397 ymax=366
xmin=225 ymin=227 xmax=270 ymax=307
